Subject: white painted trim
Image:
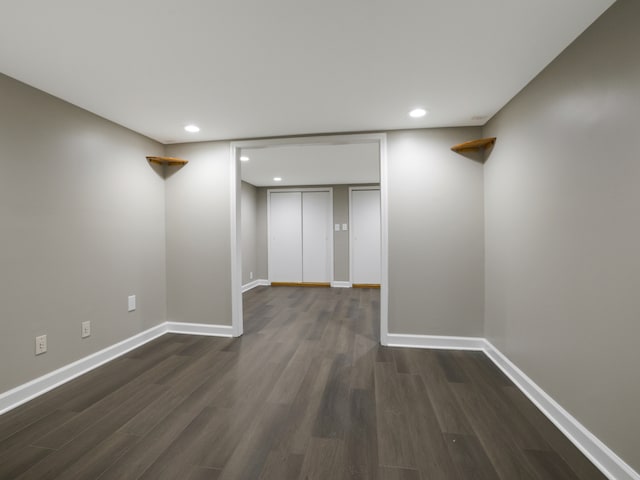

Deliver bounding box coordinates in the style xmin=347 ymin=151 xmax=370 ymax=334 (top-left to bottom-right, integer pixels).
xmin=385 ymin=333 xmax=486 ymax=350
xmin=0 ymin=323 xmax=167 ymax=415
xmin=242 ymin=279 xmax=270 ymax=292
xmin=1 ymin=320 xmax=636 ymax=480
xmin=166 ymin=322 xmax=234 ymax=337
xmin=242 ymin=280 xmax=259 ymax=292
xmin=229 ymin=143 xmax=243 ymax=337
xmin=266 ymin=187 xmax=336 ymax=192
xmin=230 ymin=133 xmax=389 ymax=149
xmin=382 ymin=333 xmax=639 ymax=479
xmin=231 ymin=133 xmax=389 ymax=342
xmin=331 ymin=281 xmax=352 ymax=288
xmin=483 ymin=341 xmax=639 ymax=480
xmin=379 ymin=134 xmax=389 ymax=346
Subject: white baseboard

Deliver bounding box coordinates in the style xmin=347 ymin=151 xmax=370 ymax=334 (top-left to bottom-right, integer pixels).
xmin=2 ymin=324 xmax=637 ymax=480
xmin=0 ymin=323 xmax=168 ymax=415
xmin=166 ymin=322 xmax=234 ymax=337
xmin=383 ymin=333 xmax=638 ymax=480
xmin=242 ymin=279 xmax=270 ymax=292
xmin=386 ymin=333 xmax=486 ymax=350
xmin=331 ymin=281 xmax=352 ymax=288
xmin=483 ymin=341 xmax=639 ymax=480
xmin=0 ymin=320 xmax=235 ymax=415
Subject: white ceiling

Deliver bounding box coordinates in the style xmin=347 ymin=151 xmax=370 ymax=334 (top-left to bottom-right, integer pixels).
xmin=0 ymin=0 xmax=614 ymax=144
xmin=241 ymin=142 xmax=380 ymax=187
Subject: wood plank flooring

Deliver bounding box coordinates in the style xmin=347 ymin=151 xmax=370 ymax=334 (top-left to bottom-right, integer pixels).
xmin=0 ymin=287 xmax=606 ymax=479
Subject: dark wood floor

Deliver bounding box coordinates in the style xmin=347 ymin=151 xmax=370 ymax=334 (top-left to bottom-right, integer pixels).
xmin=0 ymin=286 xmax=606 ymax=480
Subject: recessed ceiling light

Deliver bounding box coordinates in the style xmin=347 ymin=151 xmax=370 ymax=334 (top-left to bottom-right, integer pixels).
xmin=240 ymin=156 xmax=250 ymax=162
xmin=184 ymin=124 xmax=200 ymax=133
xmin=273 ymin=177 xmax=282 ymax=182
xmin=409 ymin=108 xmax=428 ymax=118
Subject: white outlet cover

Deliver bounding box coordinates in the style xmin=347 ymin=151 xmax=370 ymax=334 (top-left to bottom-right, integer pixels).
xmin=342 ymin=223 xmax=348 ymax=231
xmin=35 ymin=335 xmax=47 ymax=355
xmin=128 ymin=295 xmax=136 ymax=312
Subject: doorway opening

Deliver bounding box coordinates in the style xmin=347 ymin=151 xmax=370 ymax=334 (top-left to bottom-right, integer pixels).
xmin=230 ymin=133 xmax=389 ymax=345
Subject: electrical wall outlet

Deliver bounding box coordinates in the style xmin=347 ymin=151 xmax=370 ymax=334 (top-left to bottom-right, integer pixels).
xmin=35 ymin=335 xmax=47 ymax=355
xmin=81 ymin=321 xmax=91 ymax=338
xmin=128 ymin=295 xmax=136 ymax=312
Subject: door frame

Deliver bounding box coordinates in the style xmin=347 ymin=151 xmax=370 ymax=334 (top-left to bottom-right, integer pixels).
xmin=230 ymin=133 xmax=389 ymax=345
xmin=349 ymin=186 xmax=381 ymax=286
xmin=267 ymin=187 xmax=334 ymax=284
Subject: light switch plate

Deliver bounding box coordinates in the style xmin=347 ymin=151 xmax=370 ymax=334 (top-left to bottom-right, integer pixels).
xmin=81 ymin=321 xmax=91 ymax=338
xmin=334 ymin=224 xmax=340 ymax=232
xmin=342 ymin=224 xmax=348 ymax=231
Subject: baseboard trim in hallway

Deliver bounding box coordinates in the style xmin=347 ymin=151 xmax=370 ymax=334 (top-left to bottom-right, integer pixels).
xmin=483 ymin=341 xmax=639 ymax=480
xmin=1 ymin=324 xmax=637 ymax=479
xmin=386 ymin=333 xmax=486 ymax=351
xmin=167 ymin=321 xmax=234 ymax=337
xmin=0 ymin=323 xmax=167 ymax=415
xmin=244 ymin=280 xmax=355 ymax=290
xmin=387 ymin=332 xmax=638 ymax=480
xmin=0 ymin=321 xmax=233 ymax=416
xmin=270 ymin=282 xmax=331 ymax=287
xmin=242 ymin=279 xmax=270 ymax=292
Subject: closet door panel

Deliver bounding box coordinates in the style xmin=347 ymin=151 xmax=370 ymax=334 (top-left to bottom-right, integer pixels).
xmin=269 ymin=191 xmax=302 ymax=282
xmin=351 ymin=188 xmax=381 ymax=284
xmin=302 ymin=191 xmax=331 ymax=283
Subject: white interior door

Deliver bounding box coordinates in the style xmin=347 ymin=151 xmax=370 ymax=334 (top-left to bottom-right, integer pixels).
xmin=269 ymin=191 xmax=302 ymax=282
xmin=302 ymin=191 xmax=331 ymax=282
xmin=351 ymin=188 xmax=381 ymax=284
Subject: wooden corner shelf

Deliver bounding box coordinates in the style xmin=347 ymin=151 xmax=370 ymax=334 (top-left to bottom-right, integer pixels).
xmin=451 ymin=137 xmax=496 ymax=153
xmin=146 ymin=156 xmax=189 ymax=166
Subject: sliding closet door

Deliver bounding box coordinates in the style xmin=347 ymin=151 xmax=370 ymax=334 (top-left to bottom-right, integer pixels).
xmin=302 ymin=191 xmax=331 ymax=283
xmin=351 ymin=188 xmax=381 ymax=285
xmin=269 ymin=191 xmax=302 ymax=282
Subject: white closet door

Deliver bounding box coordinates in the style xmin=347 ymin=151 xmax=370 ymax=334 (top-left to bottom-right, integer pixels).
xmin=302 ymin=191 xmax=331 ymax=283
xmin=351 ymin=189 xmax=381 ymax=284
xmin=269 ymin=191 xmax=302 ymax=282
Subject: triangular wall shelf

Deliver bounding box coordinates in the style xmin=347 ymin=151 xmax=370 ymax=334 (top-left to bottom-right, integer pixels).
xmin=146 ymin=156 xmax=189 ymax=166
xmin=451 ymin=137 xmax=496 ymax=154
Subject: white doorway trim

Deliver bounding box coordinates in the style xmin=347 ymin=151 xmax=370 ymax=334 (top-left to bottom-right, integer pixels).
xmin=230 ymin=133 xmax=389 ymax=345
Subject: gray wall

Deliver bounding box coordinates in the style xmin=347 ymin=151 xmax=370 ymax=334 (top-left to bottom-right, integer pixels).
xmin=256 ymin=188 xmax=269 ymax=279
xmin=164 ymin=141 xmax=232 ymax=326
xmin=167 ymin=133 xmax=484 ymax=339
xmin=483 ymin=0 xmax=640 ymax=471
xmin=387 ymin=128 xmax=485 ymax=336
xmin=241 ymin=181 xmax=258 ymax=285
xmin=0 ymin=73 xmax=167 ymax=393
